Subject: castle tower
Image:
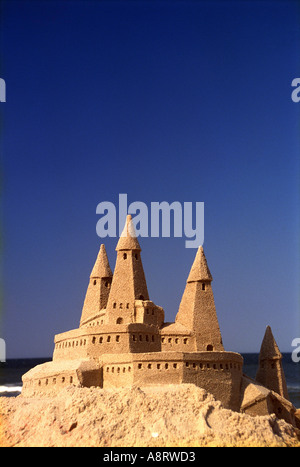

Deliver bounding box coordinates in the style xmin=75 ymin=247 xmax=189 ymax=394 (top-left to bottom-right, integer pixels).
xmin=175 ymin=246 xmax=224 ymax=351
xmin=255 ymin=326 xmax=289 ymax=399
xmin=79 ymin=244 xmax=113 ymax=327
xmin=105 ymin=215 xmax=150 ymax=325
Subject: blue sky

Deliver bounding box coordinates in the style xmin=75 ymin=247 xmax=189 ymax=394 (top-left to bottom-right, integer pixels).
xmin=1 ymin=0 xmax=299 ymax=357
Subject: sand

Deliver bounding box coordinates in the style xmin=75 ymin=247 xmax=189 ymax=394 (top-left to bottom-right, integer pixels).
xmin=0 ymin=384 xmax=299 ymax=447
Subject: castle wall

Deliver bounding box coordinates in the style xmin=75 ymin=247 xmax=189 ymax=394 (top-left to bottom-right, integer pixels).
xmin=53 ymin=328 xmax=90 ymax=361
xmin=101 ymin=351 xmax=243 ymax=410
xmin=22 ymin=359 xmax=102 ymax=397
xmin=102 ymin=353 xmax=182 ymax=389
xmin=160 ymin=334 xmax=196 ymax=352
xmin=53 ymin=323 xmax=162 ymax=361
xmin=181 ymin=352 xmax=243 ymax=411
xmin=80 ymin=311 xmax=106 ymax=328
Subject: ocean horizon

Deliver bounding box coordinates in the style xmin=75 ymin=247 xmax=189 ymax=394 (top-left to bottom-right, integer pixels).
xmin=1 ymin=353 xmax=299 ymax=409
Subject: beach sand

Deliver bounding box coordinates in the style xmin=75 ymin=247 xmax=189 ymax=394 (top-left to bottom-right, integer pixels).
xmin=0 ymin=384 xmax=299 ymax=447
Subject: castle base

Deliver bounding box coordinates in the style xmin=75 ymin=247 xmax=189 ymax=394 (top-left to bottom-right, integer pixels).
xmin=22 ymin=351 xmax=243 ymax=412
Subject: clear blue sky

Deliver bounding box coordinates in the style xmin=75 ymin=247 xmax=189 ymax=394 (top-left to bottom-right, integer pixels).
xmin=1 ymin=0 xmax=299 ymax=357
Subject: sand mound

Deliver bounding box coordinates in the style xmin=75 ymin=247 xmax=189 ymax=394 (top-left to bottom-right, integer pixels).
xmin=0 ymin=384 xmax=299 ymax=447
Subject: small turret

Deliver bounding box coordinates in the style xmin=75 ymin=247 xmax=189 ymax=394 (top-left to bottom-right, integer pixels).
xmin=175 ymin=246 xmax=224 ymax=351
xmin=79 ymin=244 xmax=113 ymax=326
xmin=255 ymin=326 xmax=289 ymax=400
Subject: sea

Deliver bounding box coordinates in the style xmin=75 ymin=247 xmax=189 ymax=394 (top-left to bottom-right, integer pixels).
xmin=0 ymin=354 xmax=299 ymax=409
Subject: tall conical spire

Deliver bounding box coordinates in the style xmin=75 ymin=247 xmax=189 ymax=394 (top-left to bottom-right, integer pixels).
xmin=187 ymin=246 xmax=213 ymax=283
xmin=258 ymin=326 xmax=282 ymax=360
xmin=175 ymin=246 xmax=224 ymax=351
xmin=256 ymin=326 xmax=289 ymax=399
xmin=116 ymin=215 xmax=141 ymax=251
xmin=90 ymin=244 xmax=112 ymax=278
xmin=80 ymin=244 xmax=113 ymax=327
xmin=105 ymin=215 xmax=149 ymax=325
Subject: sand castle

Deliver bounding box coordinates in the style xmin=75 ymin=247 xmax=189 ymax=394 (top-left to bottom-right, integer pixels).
xmin=22 ymin=215 xmax=299 ymax=428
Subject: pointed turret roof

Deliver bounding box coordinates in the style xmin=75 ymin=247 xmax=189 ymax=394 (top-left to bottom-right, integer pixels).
xmin=116 ymin=215 xmax=141 ymax=251
xmin=256 ymin=325 xmax=289 ymax=399
xmin=187 ymin=246 xmax=213 ymax=283
xmin=259 ymin=326 xmax=282 ymax=361
xmin=90 ymin=244 xmax=112 ymax=278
